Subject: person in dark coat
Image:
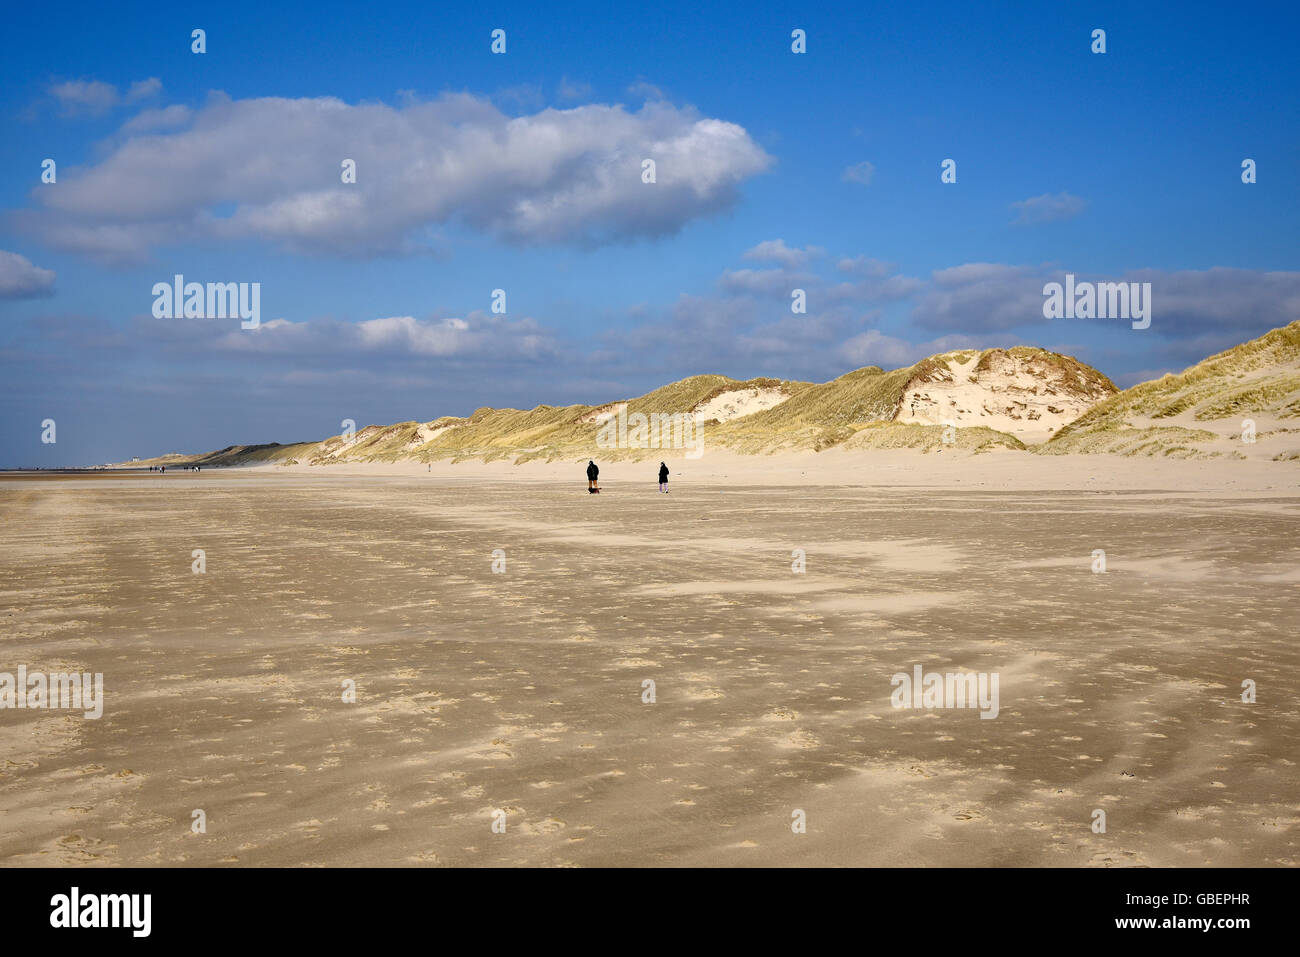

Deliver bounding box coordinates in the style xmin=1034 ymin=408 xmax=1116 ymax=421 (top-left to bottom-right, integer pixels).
xmin=658 ymin=462 xmax=669 ymax=493
xmin=587 ymin=460 xmax=599 ymax=493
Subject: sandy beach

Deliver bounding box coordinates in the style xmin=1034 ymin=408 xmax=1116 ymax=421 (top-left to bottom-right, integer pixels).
xmin=1 ymin=452 xmax=1297 ymax=866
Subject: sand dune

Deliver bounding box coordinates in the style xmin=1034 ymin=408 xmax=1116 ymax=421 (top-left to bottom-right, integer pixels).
xmin=116 ymin=323 xmax=1300 ymax=471
xmin=1047 ymin=320 xmax=1300 ymax=459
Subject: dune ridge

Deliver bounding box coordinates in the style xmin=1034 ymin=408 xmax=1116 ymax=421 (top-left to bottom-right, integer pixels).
xmin=122 ymin=323 xmax=1300 ymax=467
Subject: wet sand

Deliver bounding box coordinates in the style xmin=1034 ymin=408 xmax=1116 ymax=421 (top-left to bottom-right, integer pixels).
xmin=1 ymin=459 xmax=1297 ymax=866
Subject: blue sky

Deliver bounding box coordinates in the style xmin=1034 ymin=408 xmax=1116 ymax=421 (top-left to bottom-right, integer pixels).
xmin=1 ymin=0 xmax=1297 ymax=466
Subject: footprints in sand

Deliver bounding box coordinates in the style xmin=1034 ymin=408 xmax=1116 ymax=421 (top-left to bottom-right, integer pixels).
xmin=476 ymin=736 xmax=514 ymax=761
xmin=45 ymin=832 xmax=115 ymax=864
xmin=690 ymin=687 xmax=725 ymax=700
xmin=520 ymin=817 xmax=567 ymax=835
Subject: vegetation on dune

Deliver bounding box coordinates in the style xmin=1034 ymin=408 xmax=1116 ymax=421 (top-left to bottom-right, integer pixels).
xmin=116 ymin=325 xmax=1300 ymax=467
xmin=300 ymin=375 xmax=813 ymax=465
xmin=1038 ymin=424 xmax=1224 ymax=457
xmin=974 ymin=347 xmax=1118 ymax=397
xmin=1043 ymin=320 xmax=1300 ymax=457
xmin=839 ymin=422 xmax=1026 ymax=453
xmin=1193 ymin=374 xmax=1300 ymax=419
xmin=133 ymin=441 xmax=313 ymax=467
xmin=907 ymin=354 xmax=963 ymax=383
xmin=718 ymin=365 xmax=911 ymax=439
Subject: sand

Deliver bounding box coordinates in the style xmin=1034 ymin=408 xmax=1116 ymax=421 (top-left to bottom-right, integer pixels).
xmin=896 ymin=353 xmax=1107 ymax=443
xmin=693 ymin=387 xmax=791 ymax=423
xmin=0 ymin=451 xmax=1297 ymax=866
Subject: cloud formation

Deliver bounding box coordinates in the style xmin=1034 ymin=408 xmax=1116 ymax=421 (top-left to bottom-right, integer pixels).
xmin=558 ymin=77 xmax=593 ymax=100
xmin=47 ymin=77 xmax=161 ymax=116
xmin=743 ymin=239 xmax=823 ymax=268
xmin=204 ymin=311 xmax=558 ymax=361
xmin=839 ymin=329 xmax=985 ymax=368
xmin=913 ymin=263 xmax=1300 ymax=341
xmin=0 ymin=250 xmax=55 ymax=298
xmin=23 ymin=92 xmax=772 ymax=262
xmin=912 ymin=263 xmax=1048 ymax=331
xmin=842 ymin=160 xmax=876 ymax=186
xmin=1010 ymin=191 xmax=1086 ymax=225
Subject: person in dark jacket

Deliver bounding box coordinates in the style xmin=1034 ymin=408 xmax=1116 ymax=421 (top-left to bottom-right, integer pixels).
xmin=658 ymin=462 xmax=669 ymax=493
xmin=587 ymin=460 xmax=599 ymax=493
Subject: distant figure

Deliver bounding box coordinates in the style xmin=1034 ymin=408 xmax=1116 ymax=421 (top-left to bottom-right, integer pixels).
xmin=658 ymin=462 xmax=669 ymax=493
xmin=159 ymin=465 xmax=165 ymax=473
xmin=587 ymin=460 xmax=600 ymax=493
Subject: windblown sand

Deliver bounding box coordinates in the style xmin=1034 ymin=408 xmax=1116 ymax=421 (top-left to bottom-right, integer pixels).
xmin=1 ymin=453 xmax=1297 ymax=867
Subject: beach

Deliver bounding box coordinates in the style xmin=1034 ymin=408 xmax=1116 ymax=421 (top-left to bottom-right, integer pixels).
xmin=1 ymin=453 xmax=1297 ymax=866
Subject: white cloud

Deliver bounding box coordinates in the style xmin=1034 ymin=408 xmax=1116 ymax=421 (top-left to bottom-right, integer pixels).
xmin=120 ymin=104 xmax=193 ymax=133
xmin=837 ymin=256 xmax=892 ymax=277
xmin=49 ymin=79 xmax=120 ymax=115
xmin=0 ymin=250 xmax=55 ymax=298
xmin=743 ymin=238 xmax=823 ymax=268
xmin=719 ymin=267 xmax=812 ymax=296
xmin=627 ymin=80 xmax=667 ymax=101
xmin=201 ymin=311 xmax=558 ymax=361
xmin=558 ymin=77 xmax=593 ymax=100
xmin=1010 ymin=191 xmax=1086 ymax=225
xmin=125 ymin=77 xmax=163 ymax=102
xmin=842 ymin=160 xmax=875 ymax=186
xmin=48 ymin=77 xmax=162 ymax=116
xmin=353 ymin=314 xmax=552 ymax=358
xmin=839 ymin=329 xmax=985 ymax=367
xmin=838 ymin=329 xmax=924 ymax=367
xmin=24 ymin=92 xmax=772 ymax=262
xmin=824 ymin=274 xmax=924 ymax=304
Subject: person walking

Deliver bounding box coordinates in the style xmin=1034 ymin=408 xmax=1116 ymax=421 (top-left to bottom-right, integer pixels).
xmin=587 ymin=460 xmax=600 ymax=493
xmin=658 ymin=461 xmax=669 ymax=493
